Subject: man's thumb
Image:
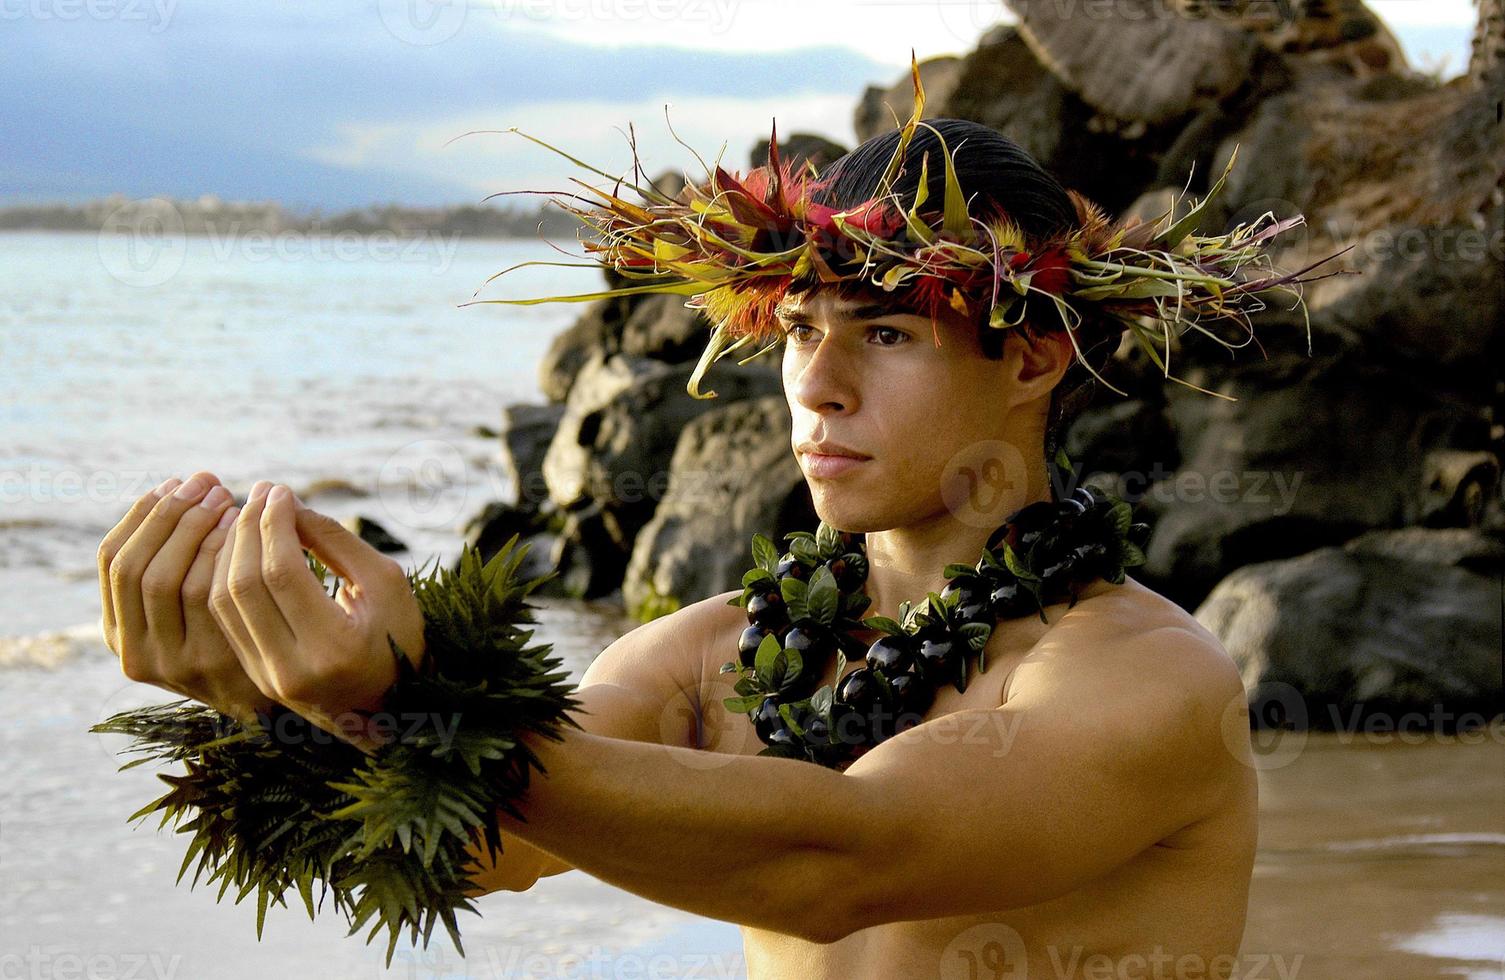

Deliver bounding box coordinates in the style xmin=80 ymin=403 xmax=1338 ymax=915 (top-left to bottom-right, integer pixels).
xmin=292 ymin=500 xmax=384 ymax=585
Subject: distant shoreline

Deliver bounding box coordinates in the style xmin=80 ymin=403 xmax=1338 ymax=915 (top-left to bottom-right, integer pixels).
xmin=0 ymin=194 xmax=581 ymax=239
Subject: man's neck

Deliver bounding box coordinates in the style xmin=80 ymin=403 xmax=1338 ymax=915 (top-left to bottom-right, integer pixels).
xmin=859 ymin=463 xmax=1056 ymax=626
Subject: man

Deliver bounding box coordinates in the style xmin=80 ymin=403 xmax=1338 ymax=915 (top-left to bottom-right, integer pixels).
xmin=99 ymin=104 xmax=1283 ymax=976
xmin=455 ymin=285 xmax=1260 ymax=978
xmin=99 ymin=287 xmax=1257 ymax=975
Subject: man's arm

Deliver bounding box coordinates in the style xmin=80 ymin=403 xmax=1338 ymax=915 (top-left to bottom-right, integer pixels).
xmin=460 ymin=590 xmax=729 ymax=895
xmin=472 ymin=620 xmax=1244 ymax=945
xmin=831 ymin=623 xmax=1250 ymax=935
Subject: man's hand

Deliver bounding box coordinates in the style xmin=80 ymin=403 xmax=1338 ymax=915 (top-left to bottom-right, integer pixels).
xmin=208 ymin=482 xmax=427 ymax=753
xmin=99 ymin=470 xmax=278 ymax=726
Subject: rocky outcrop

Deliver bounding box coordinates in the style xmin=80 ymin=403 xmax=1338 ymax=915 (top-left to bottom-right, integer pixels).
xmin=1132 ymin=348 xmax=1496 ymax=609
xmin=1197 ymin=527 xmax=1505 ymax=726
xmin=456 ymin=3 xmax=1503 ymax=722
xmin=537 ymin=349 xmax=782 ymax=597
xmin=498 ymin=401 xmax=565 ymax=512
xmin=622 ymin=395 xmax=817 ymax=616
xmin=1001 ymin=0 xmax=1263 ymax=126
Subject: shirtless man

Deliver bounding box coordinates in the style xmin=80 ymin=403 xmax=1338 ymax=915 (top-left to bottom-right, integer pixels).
xmin=459 ymin=286 xmax=1260 ymax=979
xmin=98 ymin=120 xmax=1259 ymax=978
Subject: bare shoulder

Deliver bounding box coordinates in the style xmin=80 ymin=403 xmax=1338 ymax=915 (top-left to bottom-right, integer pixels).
xmin=1042 ymin=574 xmax=1239 ymax=680
xmin=576 ymin=588 xmax=729 ymax=693
xmin=1012 ymin=575 xmax=1251 ymax=787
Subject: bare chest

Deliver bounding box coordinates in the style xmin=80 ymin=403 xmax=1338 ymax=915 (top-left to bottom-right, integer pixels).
xmin=692 ymin=584 xmax=1257 ymax=978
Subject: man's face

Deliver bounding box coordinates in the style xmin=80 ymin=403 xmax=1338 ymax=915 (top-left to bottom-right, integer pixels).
xmin=778 ymin=287 xmax=1054 ymax=533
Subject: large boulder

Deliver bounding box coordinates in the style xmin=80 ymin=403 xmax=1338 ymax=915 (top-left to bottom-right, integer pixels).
xmin=622 ymin=395 xmax=817 ymax=614
xmin=1000 ymin=0 xmax=1262 ymax=126
xmin=541 ymin=350 xmax=784 ymax=589
xmin=747 ymin=132 xmax=847 ymax=172
xmin=497 ymin=401 xmax=565 ymax=511
xmin=1191 ymin=63 xmax=1505 ymax=391
xmin=535 ymin=168 xmax=703 ymax=403
xmin=854 ymin=55 xmax=963 ymax=143
xmin=1196 ymin=527 xmax=1505 ymax=727
xmin=1138 ymin=347 xmax=1495 ymax=608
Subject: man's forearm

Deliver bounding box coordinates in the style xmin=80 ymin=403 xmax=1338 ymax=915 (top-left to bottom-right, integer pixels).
xmin=490 ymin=723 xmax=860 ymax=939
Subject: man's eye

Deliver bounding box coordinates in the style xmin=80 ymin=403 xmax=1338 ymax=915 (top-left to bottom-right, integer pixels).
xmin=871 ymin=326 xmax=907 ymax=345
xmin=786 ymin=323 xmax=814 ymax=342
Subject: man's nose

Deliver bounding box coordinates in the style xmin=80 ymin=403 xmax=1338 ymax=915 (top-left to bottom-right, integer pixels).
xmin=788 ymin=333 xmax=858 ymax=414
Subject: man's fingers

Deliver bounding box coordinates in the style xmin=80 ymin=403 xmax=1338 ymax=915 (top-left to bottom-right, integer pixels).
xmin=224 ymin=483 xmax=298 ymax=688
xmin=99 ymin=476 xmax=178 ymax=649
xmin=140 ymin=484 xmax=237 ymax=651
xmin=210 ymin=503 xmax=264 ymax=689
xmin=260 ymin=485 xmax=346 ymax=649
xmin=106 ymin=471 xmax=221 ymax=670
xmin=184 ymin=504 xmax=239 ymax=645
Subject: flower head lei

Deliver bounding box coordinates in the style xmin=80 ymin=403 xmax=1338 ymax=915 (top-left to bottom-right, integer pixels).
xmin=466 ymin=49 xmax=1356 ymax=403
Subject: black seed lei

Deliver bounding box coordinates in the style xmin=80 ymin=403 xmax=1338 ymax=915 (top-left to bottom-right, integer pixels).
xmin=721 ymin=485 xmax=1152 ymax=769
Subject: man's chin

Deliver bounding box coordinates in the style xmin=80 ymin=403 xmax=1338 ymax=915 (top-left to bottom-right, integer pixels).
xmin=808 ymin=490 xmax=888 ymax=536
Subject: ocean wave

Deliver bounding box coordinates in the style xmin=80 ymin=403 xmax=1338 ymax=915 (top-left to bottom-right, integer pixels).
xmin=0 ymin=622 xmax=109 ymax=670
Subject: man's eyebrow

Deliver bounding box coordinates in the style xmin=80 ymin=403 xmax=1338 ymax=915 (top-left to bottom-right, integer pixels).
xmin=773 ymin=301 xmax=911 ymax=322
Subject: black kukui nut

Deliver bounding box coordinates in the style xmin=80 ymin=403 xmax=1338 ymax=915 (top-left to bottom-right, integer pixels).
xmin=864 ymin=633 xmax=915 ymax=673
xmin=1009 ymin=500 xmax=1058 ymax=550
xmin=915 ymin=628 xmax=960 ymax=684
xmin=738 ymin=625 xmax=772 ymax=669
xmin=752 ymin=696 xmax=784 ymax=743
xmin=834 ymin=666 xmax=884 ymax=716
xmin=746 ymin=590 xmax=788 ymax=630
xmin=775 ymin=556 xmax=808 ymax=580
xmin=783 ymin=621 xmax=835 ymax=661
xmin=1069 ymin=541 xmax=1109 ymax=575
xmin=821 ymin=554 xmax=865 ymax=591
xmin=989 ymin=578 xmax=1034 ymax=619
xmin=888 ymin=671 xmax=934 ymax=718
xmin=767 ymin=727 xmax=801 ymax=748
xmin=827 ymin=700 xmax=870 ymax=748
xmin=940 ymin=573 xmax=986 ymax=603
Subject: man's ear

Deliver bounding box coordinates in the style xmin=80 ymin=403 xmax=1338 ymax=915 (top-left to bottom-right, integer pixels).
xmin=1003 ymin=328 xmax=1074 ymax=409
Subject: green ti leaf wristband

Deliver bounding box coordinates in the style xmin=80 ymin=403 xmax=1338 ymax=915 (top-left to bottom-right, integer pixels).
xmin=89 ymin=538 xmax=583 ymax=967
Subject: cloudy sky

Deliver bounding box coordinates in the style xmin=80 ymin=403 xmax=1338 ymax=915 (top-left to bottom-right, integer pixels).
xmin=0 ymin=0 xmax=1479 ymax=211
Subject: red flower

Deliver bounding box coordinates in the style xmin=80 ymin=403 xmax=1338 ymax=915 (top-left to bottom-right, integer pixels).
xmin=1029 ymin=247 xmax=1071 ymax=295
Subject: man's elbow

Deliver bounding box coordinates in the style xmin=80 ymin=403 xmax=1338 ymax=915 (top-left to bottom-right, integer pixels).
xmin=783 ymin=850 xmax=870 ymax=945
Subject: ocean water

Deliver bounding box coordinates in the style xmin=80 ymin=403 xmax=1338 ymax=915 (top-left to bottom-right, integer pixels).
xmin=0 ymin=229 xmax=747 ymax=975
xmin=0 ymin=228 xmax=605 ymax=637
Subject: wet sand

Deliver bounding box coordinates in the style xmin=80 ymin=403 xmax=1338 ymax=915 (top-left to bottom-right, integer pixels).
xmin=1241 ymin=726 xmax=1505 ymax=980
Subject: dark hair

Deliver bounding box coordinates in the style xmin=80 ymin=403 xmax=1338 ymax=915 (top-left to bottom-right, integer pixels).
xmin=788 ymin=118 xmax=1120 ymax=494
